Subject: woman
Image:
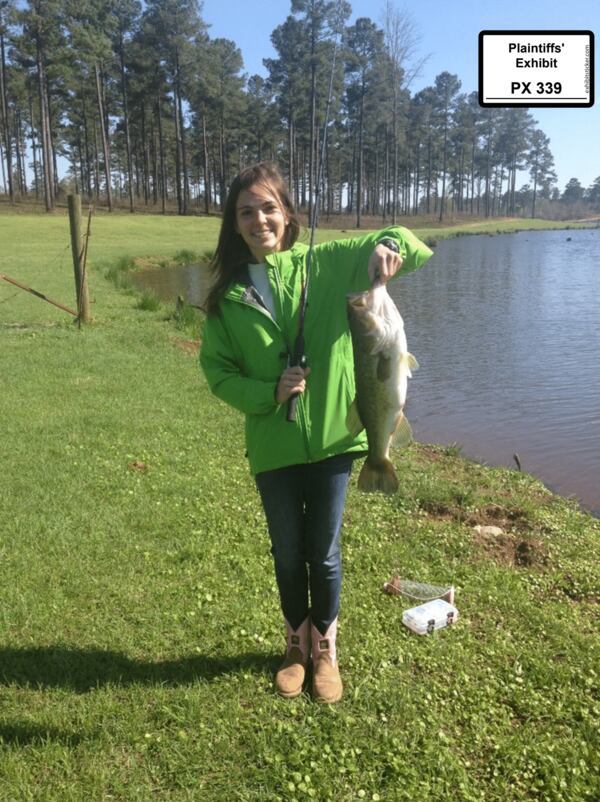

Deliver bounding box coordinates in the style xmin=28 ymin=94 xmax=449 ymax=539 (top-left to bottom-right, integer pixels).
xmin=200 ymin=162 xmax=432 ymax=703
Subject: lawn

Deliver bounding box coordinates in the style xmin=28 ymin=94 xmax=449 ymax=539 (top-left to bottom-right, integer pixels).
xmin=0 ymin=211 xmax=598 ymax=801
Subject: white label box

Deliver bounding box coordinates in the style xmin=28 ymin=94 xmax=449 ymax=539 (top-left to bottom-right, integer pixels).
xmin=479 ymin=30 xmax=594 ymax=107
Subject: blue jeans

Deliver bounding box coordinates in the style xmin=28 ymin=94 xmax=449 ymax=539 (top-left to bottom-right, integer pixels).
xmin=255 ymin=454 xmax=354 ymax=635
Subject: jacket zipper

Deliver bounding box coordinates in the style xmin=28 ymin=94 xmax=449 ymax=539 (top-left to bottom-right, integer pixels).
xmin=229 ymin=291 xmax=310 ymax=456
xmin=270 ymin=263 xmax=312 ymax=463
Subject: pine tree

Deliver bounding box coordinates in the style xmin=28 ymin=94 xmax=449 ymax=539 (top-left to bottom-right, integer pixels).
xmin=0 ymin=0 xmax=16 ymax=202
xmin=381 ymin=2 xmax=425 ymax=221
xmin=432 ymin=72 xmax=460 ymax=222
xmin=18 ymin=0 xmax=68 ymax=211
xmin=345 ymin=18 xmax=384 ymax=228
xmin=143 ymin=0 xmax=207 ymax=215
xmin=64 ymin=0 xmax=122 ymax=210
xmin=528 ymin=129 xmax=555 ymax=218
xmin=112 ymin=0 xmax=141 ymax=212
xmin=290 ymin=0 xmax=349 ymax=219
xmin=562 ymin=177 xmax=583 ymax=204
xmin=585 ymin=176 xmax=600 ymax=209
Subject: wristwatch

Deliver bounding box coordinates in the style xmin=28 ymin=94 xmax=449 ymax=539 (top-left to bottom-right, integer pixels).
xmin=377 ymin=237 xmax=400 ymax=253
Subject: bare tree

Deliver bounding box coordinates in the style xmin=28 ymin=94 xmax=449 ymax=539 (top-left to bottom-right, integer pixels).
xmin=381 ymin=1 xmax=428 ymax=222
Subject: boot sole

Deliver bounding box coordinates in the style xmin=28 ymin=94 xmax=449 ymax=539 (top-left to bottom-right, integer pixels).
xmin=276 ymin=687 xmax=304 ymax=699
xmin=312 ymin=685 xmax=343 ymax=703
xmin=313 ymin=693 xmax=343 ymax=703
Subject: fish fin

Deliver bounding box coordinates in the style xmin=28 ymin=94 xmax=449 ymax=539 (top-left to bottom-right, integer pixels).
xmin=404 ymin=353 xmax=419 ymax=375
xmin=392 ymin=414 xmax=413 ymax=448
xmin=376 ymin=353 xmax=391 ymax=382
xmin=357 ymin=457 xmax=399 ymax=494
xmin=345 ymin=399 xmax=364 ymax=436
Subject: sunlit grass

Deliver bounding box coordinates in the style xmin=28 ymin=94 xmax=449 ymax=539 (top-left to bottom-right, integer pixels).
xmin=1 ymin=213 xmax=599 ymax=801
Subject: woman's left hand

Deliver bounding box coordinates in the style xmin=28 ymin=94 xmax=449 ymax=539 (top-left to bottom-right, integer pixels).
xmin=368 ymin=243 xmax=403 ymax=285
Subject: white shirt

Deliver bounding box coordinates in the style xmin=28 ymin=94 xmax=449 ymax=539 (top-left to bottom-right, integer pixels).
xmin=248 ymin=263 xmax=277 ymax=319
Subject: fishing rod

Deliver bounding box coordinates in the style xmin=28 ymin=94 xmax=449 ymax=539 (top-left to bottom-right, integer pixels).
xmin=287 ymin=5 xmax=343 ymax=422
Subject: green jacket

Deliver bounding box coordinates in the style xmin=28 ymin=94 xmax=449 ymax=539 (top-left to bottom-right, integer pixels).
xmin=200 ymin=226 xmax=433 ymax=475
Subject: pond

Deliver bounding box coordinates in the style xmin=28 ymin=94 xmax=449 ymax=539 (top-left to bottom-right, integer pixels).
xmin=132 ymin=227 xmax=600 ymax=516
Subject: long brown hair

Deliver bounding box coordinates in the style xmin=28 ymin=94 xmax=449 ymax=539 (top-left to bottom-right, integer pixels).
xmin=204 ymin=162 xmax=300 ymax=315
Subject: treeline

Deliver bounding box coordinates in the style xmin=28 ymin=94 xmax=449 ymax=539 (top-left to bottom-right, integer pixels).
xmin=1 ymin=0 xmax=599 ymax=221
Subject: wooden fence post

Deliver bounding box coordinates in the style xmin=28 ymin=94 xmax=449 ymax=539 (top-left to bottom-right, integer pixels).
xmin=67 ymin=193 xmax=91 ymax=324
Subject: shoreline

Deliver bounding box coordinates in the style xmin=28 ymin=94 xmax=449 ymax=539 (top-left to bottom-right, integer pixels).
xmin=2 ymin=209 xmax=598 ymax=523
xmin=118 ymin=223 xmax=599 ymax=519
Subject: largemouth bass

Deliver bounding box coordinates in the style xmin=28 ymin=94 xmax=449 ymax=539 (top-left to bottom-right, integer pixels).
xmin=346 ymin=283 xmax=418 ymax=493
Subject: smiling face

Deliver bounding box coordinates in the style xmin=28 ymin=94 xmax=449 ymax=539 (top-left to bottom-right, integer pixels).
xmin=234 ymin=184 xmax=289 ymax=262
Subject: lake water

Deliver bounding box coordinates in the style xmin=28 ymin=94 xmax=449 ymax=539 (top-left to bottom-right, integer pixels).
xmin=132 ymin=227 xmax=600 ymax=516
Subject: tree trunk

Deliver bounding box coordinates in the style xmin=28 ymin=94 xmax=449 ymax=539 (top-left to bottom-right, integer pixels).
xmin=0 ymin=137 xmax=6 ymax=193
xmin=383 ymin=128 xmax=389 ymax=222
xmin=36 ymin=34 xmax=53 ymax=211
xmin=458 ymin=146 xmax=464 ymax=212
xmin=287 ymin=110 xmax=294 ymax=201
xmin=470 ymin=138 xmax=475 ymax=215
xmin=301 ymin=141 xmax=306 ymax=210
xmin=156 ymin=89 xmax=166 ymax=214
xmin=176 ymin=69 xmax=189 ymax=214
xmin=219 ymin=115 xmax=226 ymax=209
xmin=94 ymin=62 xmax=113 ymax=210
xmin=426 ymin=138 xmax=432 ymax=214
xmin=141 ymin=103 xmax=150 ymax=204
xmin=392 ymin=89 xmax=398 ymax=224
xmin=0 ymin=26 xmax=14 ymax=202
xmin=28 ymin=94 xmax=39 ymax=199
xmin=142 ymin=125 xmax=149 ymax=204
xmin=202 ymin=109 xmax=210 ymax=214
xmin=414 ymin=141 xmax=421 ymax=215
xmin=173 ymin=86 xmax=183 ymax=214
xmin=308 ymin=24 xmax=316 ymax=225
xmin=150 ymin=117 xmax=158 ymax=205
xmin=118 ymin=34 xmax=135 ymax=213
xmin=484 ymin=115 xmax=493 ymax=218
xmin=438 ymin=116 xmax=448 ymax=223
xmin=14 ymin=108 xmax=26 ymax=194
xmin=76 ymin=132 xmax=85 ymax=197
xmin=92 ymin=113 xmax=100 ymax=199
xmin=356 ymin=85 xmax=365 ymax=229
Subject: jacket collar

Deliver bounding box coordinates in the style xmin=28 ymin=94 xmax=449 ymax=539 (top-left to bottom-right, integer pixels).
xmin=224 ymin=263 xmax=270 ymax=313
xmin=224 ymin=243 xmax=308 ymax=304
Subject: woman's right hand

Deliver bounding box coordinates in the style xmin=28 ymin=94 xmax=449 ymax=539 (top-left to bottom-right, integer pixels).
xmin=276 ymin=365 xmax=311 ymax=404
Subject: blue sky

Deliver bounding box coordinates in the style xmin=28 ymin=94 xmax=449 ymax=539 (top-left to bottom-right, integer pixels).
xmin=202 ymin=0 xmax=599 ymax=191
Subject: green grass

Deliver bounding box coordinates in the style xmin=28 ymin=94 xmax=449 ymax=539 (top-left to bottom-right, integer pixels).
xmin=1 ymin=213 xmax=599 ymax=801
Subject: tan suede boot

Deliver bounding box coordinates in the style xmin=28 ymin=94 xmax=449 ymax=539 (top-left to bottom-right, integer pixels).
xmin=275 ymin=617 xmax=310 ymax=698
xmin=311 ymin=619 xmax=343 ymax=703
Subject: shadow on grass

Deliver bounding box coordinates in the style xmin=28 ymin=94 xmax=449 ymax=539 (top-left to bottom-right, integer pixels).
xmin=0 ymin=647 xmax=280 ymax=693
xmin=0 ymin=722 xmax=86 ymax=747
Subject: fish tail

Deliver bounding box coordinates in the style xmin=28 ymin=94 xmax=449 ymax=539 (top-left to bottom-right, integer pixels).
xmin=357 ymin=457 xmax=399 ymax=494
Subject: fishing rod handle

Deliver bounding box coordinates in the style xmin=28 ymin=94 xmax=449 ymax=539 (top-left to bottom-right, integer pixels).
xmin=285 ymin=355 xmax=308 ymax=423
xmin=286 ymin=393 xmax=300 ymax=422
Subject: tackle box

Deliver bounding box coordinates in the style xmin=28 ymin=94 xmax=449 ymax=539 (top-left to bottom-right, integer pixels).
xmin=402 ymin=598 xmax=459 ymax=635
